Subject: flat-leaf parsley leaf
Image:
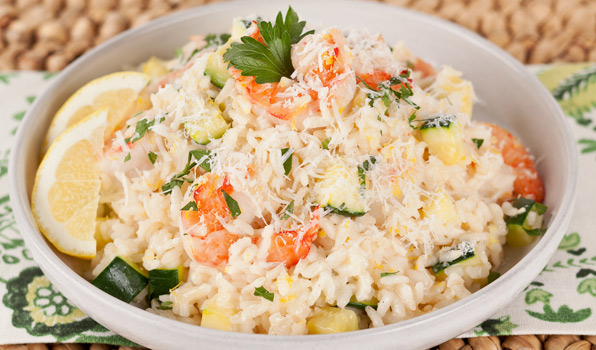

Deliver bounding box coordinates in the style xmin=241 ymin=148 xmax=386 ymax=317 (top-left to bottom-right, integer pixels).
xmin=223 ymin=7 xmax=313 ymax=84
xmin=222 ymin=189 xmax=242 ymax=218
xmin=254 ymin=286 xmax=274 ymax=301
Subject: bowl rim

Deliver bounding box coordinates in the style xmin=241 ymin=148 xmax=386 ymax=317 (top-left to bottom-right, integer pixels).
xmin=9 ymin=0 xmax=578 ymax=348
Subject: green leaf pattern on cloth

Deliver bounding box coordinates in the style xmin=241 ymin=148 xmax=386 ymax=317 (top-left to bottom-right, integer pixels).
xmin=577 ymin=279 xmax=596 ymax=297
xmin=525 ymin=289 xmax=553 ymax=305
xmin=527 ymin=305 xmax=592 ymax=323
xmin=474 ymin=316 xmax=518 ymax=336
xmin=538 ymin=63 xmax=596 ymax=155
xmin=3 ymin=267 xmax=103 ymax=341
xmin=558 ymin=232 xmax=581 ymax=250
xmin=1 ymin=64 xmax=596 ymax=345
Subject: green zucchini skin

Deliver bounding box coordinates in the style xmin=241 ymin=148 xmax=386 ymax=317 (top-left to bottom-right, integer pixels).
xmin=420 ymin=115 xmax=454 ymax=129
xmin=205 ymin=53 xmax=232 ymax=88
xmin=182 ymin=98 xmax=229 ymax=145
xmin=205 ymin=52 xmax=232 ymax=89
xmin=431 ymin=248 xmax=475 ymax=275
xmin=487 ymin=271 xmax=500 ymax=284
xmin=91 ymin=256 xmax=148 ymax=303
xmin=146 ymin=267 xmax=183 ymax=304
xmin=420 ymin=115 xmax=465 ymax=165
xmin=505 ymin=198 xmax=547 ymax=247
xmin=327 ymin=205 xmax=366 ymax=217
xmin=346 ymin=298 xmax=378 ymax=310
xmin=316 ymin=163 xmax=367 ymax=217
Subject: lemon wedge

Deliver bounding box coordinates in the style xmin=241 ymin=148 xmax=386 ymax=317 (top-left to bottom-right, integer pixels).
xmin=43 ymin=71 xmax=151 ymax=152
xmin=32 ymin=109 xmax=108 ymax=259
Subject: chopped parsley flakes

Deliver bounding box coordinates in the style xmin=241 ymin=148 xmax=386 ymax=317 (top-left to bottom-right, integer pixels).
xmin=222 ymin=189 xmax=241 ymax=218
xmin=254 ymin=286 xmax=274 ymax=301
xmin=125 ymin=116 xmax=164 ymax=144
xmin=161 ymin=150 xmax=214 ymax=195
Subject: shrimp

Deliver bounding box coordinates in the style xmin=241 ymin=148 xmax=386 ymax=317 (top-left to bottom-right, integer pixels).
xmin=180 ymin=173 xmax=322 ymax=267
xmin=412 ymin=57 xmax=436 ymax=78
xmin=180 ymin=173 xmax=241 ymax=266
xmin=346 ymin=31 xmax=435 ymax=90
xmin=356 ymin=59 xmax=434 ymax=93
xmin=267 ymin=207 xmax=321 ymax=267
xmin=231 ymin=27 xmax=357 ymax=120
xmin=483 ymin=122 xmax=545 ymax=202
xmin=157 ymin=62 xmax=193 ymax=89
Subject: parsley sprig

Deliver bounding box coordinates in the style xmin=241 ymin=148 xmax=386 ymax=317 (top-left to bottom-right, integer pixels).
xmin=223 ymin=7 xmax=313 ymax=84
xmin=254 ymin=286 xmax=274 ymax=301
xmin=281 ymin=200 xmax=294 ymax=220
xmin=125 ymin=116 xmax=164 ymax=144
xmin=161 ymin=150 xmax=214 ymax=194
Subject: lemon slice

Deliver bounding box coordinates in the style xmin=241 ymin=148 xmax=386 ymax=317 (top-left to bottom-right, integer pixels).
xmin=32 ymin=109 xmax=108 ymax=259
xmin=43 ymin=71 xmax=150 ymax=152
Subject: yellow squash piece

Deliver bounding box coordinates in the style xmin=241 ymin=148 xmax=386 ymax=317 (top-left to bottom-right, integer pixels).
xmin=307 ymin=307 xmax=359 ymax=334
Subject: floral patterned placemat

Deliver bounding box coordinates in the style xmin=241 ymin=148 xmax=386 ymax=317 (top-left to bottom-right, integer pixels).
xmin=0 ymin=65 xmax=595 ymax=345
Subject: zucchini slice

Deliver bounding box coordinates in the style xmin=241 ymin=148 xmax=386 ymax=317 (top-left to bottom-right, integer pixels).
xmin=203 ymin=17 xmax=252 ymax=88
xmin=346 ymin=296 xmax=378 ymax=310
xmin=487 ymin=271 xmax=500 ymax=284
xmin=505 ymin=198 xmax=547 ymax=247
xmin=205 ymin=52 xmax=232 ymax=89
xmin=91 ymin=256 xmax=148 ymax=303
xmin=432 ymin=242 xmax=477 ymax=278
xmin=183 ymin=97 xmax=229 ymax=145
xmin=146 ymin=266 xmax=183 ymax=304
xmin=420 ymin=115 xmax=465 ymax=165
xmin=316 ymin=163 xmax=366 ymax=217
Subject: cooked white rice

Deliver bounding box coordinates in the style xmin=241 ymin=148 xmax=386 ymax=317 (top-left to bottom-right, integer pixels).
xmin=91 ymin=16 xmax=517 ymax=335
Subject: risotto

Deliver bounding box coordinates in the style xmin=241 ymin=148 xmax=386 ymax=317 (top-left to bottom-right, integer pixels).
xmin=38 ymin=7 xmax=548 ymax=335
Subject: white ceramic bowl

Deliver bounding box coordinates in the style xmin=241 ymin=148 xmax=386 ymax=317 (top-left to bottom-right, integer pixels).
xmin=9 ymin=1 xmax=577 ymax=349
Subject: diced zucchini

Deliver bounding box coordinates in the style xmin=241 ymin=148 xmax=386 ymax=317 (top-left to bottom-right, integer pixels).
xmin=205 ymin=52 xmax=232 ymax=88
xmin=487 ymin=271 xmax=500 ymax=284
xmin=201 ymin=298 xmax=235 ymax=331
xmin=420 ymin=115 xmax=465 ymax=165
xmin=346 ymin=296 xmax=378 ymax=310
xmin=505 ymin=198 xmax=547 ymax=247
xmin=145 ymin=266 xmax=183 ymax=304
xmin=432 ymin=242 xmax=476 ymax=279
xmin=473 ymin=270 xmax=501 ymax=287
xmin=307 ymin=307 xmax=359 ymax=334
xmin=423 ymin=188 xmax=457 ymax=224
xmin=183 ymin=97 xmax=229 ymax=144
xmin=316 ymin=163 xmax=366 ymax=216
xmin=91 ymin=256 xmax=148 ymax=303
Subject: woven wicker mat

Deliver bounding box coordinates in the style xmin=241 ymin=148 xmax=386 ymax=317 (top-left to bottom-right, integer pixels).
xmin=1 ymin=0 xmax=596 ymax=349
xmin=1 ymin=0 xmax=596 ymax=70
